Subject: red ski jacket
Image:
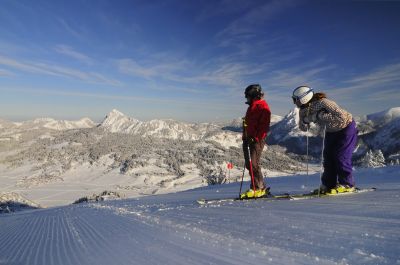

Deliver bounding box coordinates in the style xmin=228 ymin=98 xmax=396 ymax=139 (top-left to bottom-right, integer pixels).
xmin=244 ymin=99 xmax=271 ymax=142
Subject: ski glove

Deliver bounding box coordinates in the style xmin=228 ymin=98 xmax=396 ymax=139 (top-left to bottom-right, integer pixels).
xmin=244 ymin=136 xmax=257 ymax=144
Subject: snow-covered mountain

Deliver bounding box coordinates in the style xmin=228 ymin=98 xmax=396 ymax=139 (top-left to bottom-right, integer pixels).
xmin=0 ymin=117 xmax=96 ymax=132
xmin=361 ymin=114 xmax=400 ymax=157
xmin=365 ymin=106 xmax=400 ymax=127
xmin=267 ymin=108 xmax=321 ymax=156
xmin=99 ymin=109 xmax=220 ymax=141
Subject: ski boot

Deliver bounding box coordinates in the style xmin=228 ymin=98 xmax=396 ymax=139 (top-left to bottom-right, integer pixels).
xmin=240 ymin=187 xmax=269 ymax=199
xmin=327 ymin=184 xmax=355 ymax=195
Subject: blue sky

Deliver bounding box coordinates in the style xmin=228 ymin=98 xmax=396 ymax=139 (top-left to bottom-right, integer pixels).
xmin=0 ymin=0 xmax=399 ymax=122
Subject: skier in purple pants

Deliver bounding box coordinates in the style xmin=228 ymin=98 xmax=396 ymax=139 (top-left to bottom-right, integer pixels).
xmin=292 ymin=86 xmax=358 ymax=194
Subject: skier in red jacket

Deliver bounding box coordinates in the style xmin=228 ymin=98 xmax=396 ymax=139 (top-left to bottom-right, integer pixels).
xmin=240 ymin=84 xmax=271 ymax=199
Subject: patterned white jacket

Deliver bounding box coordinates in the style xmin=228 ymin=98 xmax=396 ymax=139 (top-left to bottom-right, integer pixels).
xmin=299 ymin=98 xmax=353 ymax=133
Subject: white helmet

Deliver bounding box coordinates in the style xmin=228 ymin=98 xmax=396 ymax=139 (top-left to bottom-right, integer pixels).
xmin=292 ymin=86 xmax=314 ymax=105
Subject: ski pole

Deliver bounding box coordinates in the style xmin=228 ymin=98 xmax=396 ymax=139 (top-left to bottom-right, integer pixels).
xmin=318 ymin=125 xmax=327 ymax=197
xmin=305 ymin=106 xmax=310 ymax=180
xmin=305 ymin=126 xmax=309 ymax=189
xmin=238 ymin=162 xmax=246 ymax=198
xmin=306 ymin=128 xmax=309 ymax=177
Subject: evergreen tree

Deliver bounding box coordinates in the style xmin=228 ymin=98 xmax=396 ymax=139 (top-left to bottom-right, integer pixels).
xmin=361 ymin=150 xmax=386 ymax=168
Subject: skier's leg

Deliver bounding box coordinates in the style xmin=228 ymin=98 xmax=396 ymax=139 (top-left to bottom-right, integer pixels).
xmin=240 ymin=141 xmax=258 ymax=198
xmin=242 ymin=141 xmax=250 ymax=171
xmin=335 ymin=120 xmax=357 ymax=187
xmin=321 ymin=133 xmax=337 ymax=189
xmin=250 ymin=141 xmax=266 ymax=190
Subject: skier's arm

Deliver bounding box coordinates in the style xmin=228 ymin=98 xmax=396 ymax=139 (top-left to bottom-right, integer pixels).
xmin=298 ymin=109 xmax=309 ymax=132
xmin=260 ymin=106 xmax=271 ymax=135
xmin=254 ymin=106 xmax=271 ymax=141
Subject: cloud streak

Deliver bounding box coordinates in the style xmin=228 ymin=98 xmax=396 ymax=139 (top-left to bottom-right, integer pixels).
xmin=54 ymin=45 xmax=94 ymax=65
xmin=0 ymin=55 xmax=122 ymax=86
xmin=0 ymin=68 xmax=14 ymax=77
xmin=56 ymin=18 xmax=87 ymax=41
xmin=0 ymin=86 xmax=234 ymax=112
xmin=216 ymin=0 xmax=297 ymax=44
xmin=116 ymin=55 xmax=266 ymax=94
xmin=330 ymin=62 xmax=400 ymax=97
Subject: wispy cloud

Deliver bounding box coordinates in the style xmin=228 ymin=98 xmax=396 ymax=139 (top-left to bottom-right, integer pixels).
xmin=54 ymin=45 xmax=93 ymax=64
xmin=330 ymin=62 xmax=400 ymax=97
xmin=260 ymin=60 xmax=336 ymax=93
xmin=195 ymin=0 xmax=253 ymax=23
xmin=0 ymin=68 xmax=14 ymax=77
xmin=0 ymin=55 xmax=54 ymax=75
xmin=216 ymin=0 xmax=297 ymax=43
xmin=0 ymin=86 xmax=170 ymax=103
xmin=346 ymin=63 xmax=400 ymax=87
xmin=57 ymin=18 xmax=86 ymax=40
xmin=365 ymin=88 xmax=400 ymax=102
xmin=116 ymin=55 xmax=265 ymax=93
xmin=0 ymin=55 xmax=122 ymax=86
xmin=117 ymin=58 xmax=164 ymax=79
xmin=184 ymin=61 xmax=265 ymax=88
xmin=0 ymin=86 xmax=233 ymax=111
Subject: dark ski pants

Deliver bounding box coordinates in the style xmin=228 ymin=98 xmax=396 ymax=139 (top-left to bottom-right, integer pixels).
xmin=322 ymin=120 xmax=357 ymax=189
xmin=243 ymin=140 xmax=266 ymax=190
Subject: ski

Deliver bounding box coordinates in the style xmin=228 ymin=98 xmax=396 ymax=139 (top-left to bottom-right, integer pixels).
xmin=197 ymin=187 xmax=376 ymax=205
xmin=287 ymin=187 xmax=376 ymax=200
xmin=197 ymin=194 xmax=292 ymax=205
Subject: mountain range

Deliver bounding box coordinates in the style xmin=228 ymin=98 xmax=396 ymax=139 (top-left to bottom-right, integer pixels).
xmin=0 ymin=107 xmax=399 ymax=207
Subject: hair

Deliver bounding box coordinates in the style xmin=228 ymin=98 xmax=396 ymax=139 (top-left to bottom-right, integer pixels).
xmin=311 ymin=92 xmax=327 ymax=101
xmin=300 ymin=92 xmax=326 ymax=108
xmin=245 ymin=84 xmax=264 ymax=100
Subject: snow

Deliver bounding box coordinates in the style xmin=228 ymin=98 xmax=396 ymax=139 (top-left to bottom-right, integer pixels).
xmin=207 ymin=131 xmax=242 ymax=148
xmin=99 ymin=109 xmax=223 ymax=140
xmin=29 ymin=117 xmax=97 ymax=130
xmin=0 ymin=166 xmax=399 ymax=265
xmin=0 ymin=157 xmax=212 ymax=207
xmin=365 ymin=107 xmax=400 ymax=126
xmin=101 ymin=109 xmax=141 ymax=133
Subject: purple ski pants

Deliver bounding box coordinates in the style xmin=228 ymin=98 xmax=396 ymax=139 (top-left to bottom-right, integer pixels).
xmin=322 ymin=120 xmax=357 ymax=188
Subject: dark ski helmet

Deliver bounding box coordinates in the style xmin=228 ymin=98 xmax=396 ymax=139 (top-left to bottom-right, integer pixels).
xmin=244 ymin=84 xmax=264 ymax=100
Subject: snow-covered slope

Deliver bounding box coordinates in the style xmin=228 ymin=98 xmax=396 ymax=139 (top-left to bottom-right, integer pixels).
xmin=0 ymin=192 xmax=41 ymax=213
xmin=41 ymin=117 xmax=96 ymax=130
xmin=0 ymin=166 xmax=399 ymax=265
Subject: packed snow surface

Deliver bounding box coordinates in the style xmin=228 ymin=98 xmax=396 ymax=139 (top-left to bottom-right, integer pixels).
xmin=0 ymin=166 xmax=399 ymax=265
